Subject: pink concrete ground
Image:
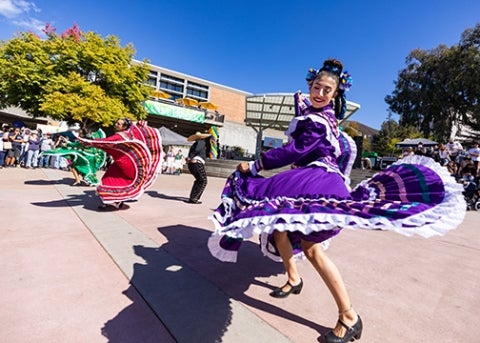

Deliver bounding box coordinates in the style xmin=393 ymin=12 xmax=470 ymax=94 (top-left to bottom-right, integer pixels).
xmin=0 ymin=166 xmax=479 ymax=342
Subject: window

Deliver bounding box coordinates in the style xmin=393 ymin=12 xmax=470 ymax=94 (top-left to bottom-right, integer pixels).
xmin=149 ymin=73 xmax=211 ymax=101
xmin=160 ymin=73 xmax=184 ymax=94
xmin=160 ymin=73 xmax=184 ymax=84
xmin=146 ymin=70 xmax=158 ymax=87
xmin=160 ymin=81 xmax=184 ymax=93
xmin=186 ymin=81 xmax=208 ymax=100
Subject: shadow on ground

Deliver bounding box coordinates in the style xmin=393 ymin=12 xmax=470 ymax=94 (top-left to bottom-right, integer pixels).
xmin=25 ymin=177 xmax=77 ymax=186
xmin=163 ymin=225 xmax=327 ymax=338
xmin=102 ymin=225 xmax=329 ymax=342
xmin=145 ymin=190 xmax=189 ymax=202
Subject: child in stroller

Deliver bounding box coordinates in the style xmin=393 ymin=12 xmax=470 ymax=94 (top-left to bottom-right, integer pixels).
xmin=461 ymin=170 xmax=480 ymax=211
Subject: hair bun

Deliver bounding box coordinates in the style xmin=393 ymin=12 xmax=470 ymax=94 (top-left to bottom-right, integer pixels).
xmin=322 ymin=59 xmax=343 ymax=76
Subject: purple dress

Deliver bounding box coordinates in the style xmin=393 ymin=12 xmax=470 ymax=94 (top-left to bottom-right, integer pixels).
xmin=208 ymin=93 xmax=466 ymax=263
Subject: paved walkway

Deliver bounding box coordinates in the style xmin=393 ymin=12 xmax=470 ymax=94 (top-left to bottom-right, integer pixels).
xmin=0 ymin=167 xmax=479 ymax=343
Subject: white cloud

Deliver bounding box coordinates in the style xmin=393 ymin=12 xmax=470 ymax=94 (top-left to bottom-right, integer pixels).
xmin=0 ymin=0 xmax=38 ymax=19
xmin=0 ymin=0 xmax=44 ymax=35
xmin=12 ymin=17 xmax=44 ymax=32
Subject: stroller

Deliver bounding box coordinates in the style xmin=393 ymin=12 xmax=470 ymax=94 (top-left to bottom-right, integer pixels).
xmin=463 ymin=178 xmax=480 ymax=211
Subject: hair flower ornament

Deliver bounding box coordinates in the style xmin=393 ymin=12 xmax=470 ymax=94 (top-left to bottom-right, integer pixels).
xmin=306 ymin=67 xmax=353 ymax=91
xmin=306 ymin=68 xmax=318 ymax=82
xmin=339 ymin=71 xmax=353 ymax=91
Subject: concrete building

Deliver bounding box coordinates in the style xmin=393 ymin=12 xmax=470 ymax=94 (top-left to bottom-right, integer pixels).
xmin=139 ymin=61 xmax=361 ymax=157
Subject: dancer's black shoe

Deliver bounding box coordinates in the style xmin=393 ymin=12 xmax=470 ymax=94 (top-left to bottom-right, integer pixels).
xmin=184 ymin=199 xmax=202 ymax=204
xmin=324 ymin=315 xmax=363 ymax=343
xmin=269 ymin=279 xmax=303 ymax=298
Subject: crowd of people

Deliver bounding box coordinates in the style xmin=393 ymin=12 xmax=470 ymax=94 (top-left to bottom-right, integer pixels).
xmin=401 ymin=139 xmax=480 ymax=208
xmin=162 ymin=146 xmax=186 ymax=175
xmin=402 ymin=139 xmax=479 ymax=176
xmin=0 ymin=120 xmax=204 ymax=210
xmin=0 ymin=123 xmax=75 ymax=170
xmin=0 ymin=122 xmax=188 ymax=175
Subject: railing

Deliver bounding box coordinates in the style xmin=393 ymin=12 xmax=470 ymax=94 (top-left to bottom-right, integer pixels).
xmin=204 ymin=111 xmax=225 ymax=123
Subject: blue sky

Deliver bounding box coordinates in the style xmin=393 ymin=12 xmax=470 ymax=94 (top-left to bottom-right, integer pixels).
xmin=1 ymin=0 xmax=479 ymax=130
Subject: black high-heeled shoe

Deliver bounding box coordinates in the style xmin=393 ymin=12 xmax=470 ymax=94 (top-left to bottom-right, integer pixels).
xmin=324 ymin=315 xmax=363 ymax=343
xmin=269 ymin=279 xmax=303 ymax=298
xmin=97 ymin=202 xmax=124 ymax=211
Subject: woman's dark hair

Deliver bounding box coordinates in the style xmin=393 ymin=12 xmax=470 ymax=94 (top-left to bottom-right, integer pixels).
xmin=123 ymin=118 xmax=133 ymax=129
xmin=318 ymin=59 xmax=347 ymax=120
xmin=319 ymin=59 xmax=343 ymax=79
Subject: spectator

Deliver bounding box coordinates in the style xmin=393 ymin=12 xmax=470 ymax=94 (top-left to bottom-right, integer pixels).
xmin=19 ymin=127 xmax=30 ymax=167
xmin=165 ymin=146 xmax=175 ymax=174
xmin=0 ymin=124 xmax=8 ymax=167
xmin=414 ymin=142 xmax=427 ymax=156
xmin=437 ymin=144 xmax=450 ymax=166
xmin=2 ymin=126 xmax=13 ymax=166
xmin=50 ymin=135 xmax=69 ymax=170
xmin=361 ymin=157 xmax=372 ymax=170
xmin=25 ymin=131 xmax=41 ymax=169
xmin=446 ymin=138 xmax=463 ymax=163
xmin=38 ymin=133 xmax=54 ymax=168
xmin=174 ymin=149 xmax=185 ymax=175
xmin=446 ymin=160 xmax=458 ymax=178
xmin=402 ymin=147 xmax=414 ymax=158
xmin=430 ymin=144 xmax=439 ymax=162
xmin=467 ymin=142 xmax=480 ymax=176
xmin=5 ymin=127 xmax=24 ymax=167
xmin=458 ymin=156 xmax=475 ymax=177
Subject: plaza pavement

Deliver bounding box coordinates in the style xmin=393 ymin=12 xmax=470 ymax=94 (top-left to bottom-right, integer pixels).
xmin=0 ymin=166 xmax=479 ymax=343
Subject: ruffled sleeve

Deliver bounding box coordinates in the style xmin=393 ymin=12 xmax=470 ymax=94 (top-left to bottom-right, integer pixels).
xmin=257 ymin=118 xmax=335 ymax=171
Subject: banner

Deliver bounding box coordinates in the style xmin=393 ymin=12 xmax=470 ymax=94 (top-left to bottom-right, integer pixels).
xmin=208 ymin=126 xmax=219 ymax=159
xmin=144 ymin=100 xmax=205 ymax=123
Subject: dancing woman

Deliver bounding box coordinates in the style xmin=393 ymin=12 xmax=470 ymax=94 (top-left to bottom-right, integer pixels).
xmin=208 ymin=59 xmax=465 ymax=342
xmin=43 ymin=128 xmax=107 ymax=186
xmin=79 ymin=118 xmax=162 ymax=210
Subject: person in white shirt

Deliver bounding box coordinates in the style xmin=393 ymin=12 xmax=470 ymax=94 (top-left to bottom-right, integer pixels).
xmin=467 ymin=142 xmax=480 ymax=176
xmin=39 ymin=133 xmax=54 ymax=168
xmin=445 ymin=138 xmax=463 ymax=162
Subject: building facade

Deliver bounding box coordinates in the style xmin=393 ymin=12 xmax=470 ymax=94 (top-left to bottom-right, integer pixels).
xmin=139 ymin=61 xmax=361 ymax=157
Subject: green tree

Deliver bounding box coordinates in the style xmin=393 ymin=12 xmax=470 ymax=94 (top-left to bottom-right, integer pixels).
xmin=0 ymin=23 xmax=151 ymax=129
xmin=362 ymin=136 xmax=371 ymax=153
xmin=385 ymin=23 xmax=480 ymax=142
xmin=373 ymin=116 xmax=423 ymax=156
xmin=342 ymin=121 xmax=361 ymax=137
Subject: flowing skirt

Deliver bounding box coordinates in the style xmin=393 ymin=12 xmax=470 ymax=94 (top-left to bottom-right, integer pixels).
xmin=80 ymin=122 xmax=162 ymax=203
xmin=208 ymin=156 xmax=466 ymax=262
xmin=42 ymin=130 xmax=106 ymax=186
